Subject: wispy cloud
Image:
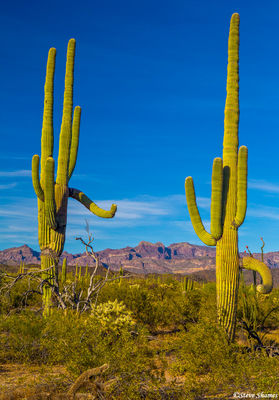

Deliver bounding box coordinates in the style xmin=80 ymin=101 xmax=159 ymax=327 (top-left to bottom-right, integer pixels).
xmin=196 ymin=197 xmax=211 ymax=209
xmin=6 ymin=225 xmax=37 ymax=233
xmin=247 ymin=205 xmax=279 ymax=220
xmin=0 ymin=194 xmax=189 ymax=248
xmin=0 ymin=233 xmax=37 ymax=243
xmin=172 ymin=219 xmax=211 ymax=232
xmin=0 ymin=170 xmax=31 ymax=177
xmin=248 ymin=179 xmax=279 ymax=194
xmin=0 ymin=155 xmax=30 ymax=161
xmin=68 ymin=194 xmax=186 ymax=222
xmin=0 ymin=183 xmax=17 ymax=189
xmin=0 ymin=204 xmax=36 ymax=217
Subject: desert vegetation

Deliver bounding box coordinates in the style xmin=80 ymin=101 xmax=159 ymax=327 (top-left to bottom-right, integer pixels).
xmin=0 ymin=265 xmax=279 ymax=399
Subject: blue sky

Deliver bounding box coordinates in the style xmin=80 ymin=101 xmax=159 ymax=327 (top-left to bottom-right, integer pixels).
xmin=1 ymin=0 xmax=279 ymax=254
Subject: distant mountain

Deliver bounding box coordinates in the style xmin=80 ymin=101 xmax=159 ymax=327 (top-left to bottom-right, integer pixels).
xmin=1 ymin=241 xmax=279 ymax=275
xmin=0 ymin=244 xmax=40 ymax=266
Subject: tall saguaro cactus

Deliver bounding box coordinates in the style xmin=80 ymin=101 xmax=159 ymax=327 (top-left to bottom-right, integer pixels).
xmin=185 ymin=14 xmax=272 ymax=341
xmin=32 ymin=39 xmax=117 ymax=315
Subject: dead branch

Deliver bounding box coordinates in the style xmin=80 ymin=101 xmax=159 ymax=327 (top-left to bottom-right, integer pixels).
xmin=67 ymin=363 xmax=109 ymax=396
xmin=0 ymin=229 xmax=134 ymax=314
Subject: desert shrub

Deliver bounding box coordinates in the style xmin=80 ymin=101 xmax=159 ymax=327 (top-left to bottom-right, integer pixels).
xmin=237 ymin=282 xmax=279 ymax=350
xmin=0 ymin=271 xmax=42 ymax=314
xmin=98 ymin=279 xmax=167 ymax=329
xmin=170 ymin=312 xmax=279 ymax=399
xmin=176 ymin=289 xmax=204 ymax=329
xmin=41 ymin=309 xmax=160 ymax=398
xmin=97 ymin=277 xmax=204 ymax=331
xmin=0 ymin=311 xmax=45 ymax=363
xmin=172 ymin=319 xmax=236 ymax=376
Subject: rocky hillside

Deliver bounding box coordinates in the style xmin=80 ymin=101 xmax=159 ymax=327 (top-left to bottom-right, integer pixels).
xmin=1 ymin=241 xmax=279 ymax=275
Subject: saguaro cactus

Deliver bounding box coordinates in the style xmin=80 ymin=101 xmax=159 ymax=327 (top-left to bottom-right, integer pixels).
xmin=185 ymin=14 xmax=272 ymax=341
xmin=32 ymin=39 xmax=117 ymax=315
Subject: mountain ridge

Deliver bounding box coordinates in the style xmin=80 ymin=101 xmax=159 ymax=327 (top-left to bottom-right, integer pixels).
xmin=1 ymin=241 xmax=279 ymax=275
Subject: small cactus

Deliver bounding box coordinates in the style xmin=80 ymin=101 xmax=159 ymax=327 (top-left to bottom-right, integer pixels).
xmin=90 ymin=299 xmax=136 ymax=335
xmin=118 ymin=266 xmax=124 ymax=286
xmin=18 ymin=261 xmax=25 ymax=274
xmin=61 ymin=258 xmax=67 ymax=285
xmin=181 ymin=276 xmax=194 ymax=293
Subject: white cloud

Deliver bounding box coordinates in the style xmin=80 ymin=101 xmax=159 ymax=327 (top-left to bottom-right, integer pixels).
xmin=0 ymin=193 xmax=204 ymax=250
xmin=0 ymin=194 xmax=188 ymax=248
xmin=247 ymin=205 xmax=279 ymax=220
xmin=0 ymin=155 xmax=30 ymax=161
xmin=0 ymin=203 xmax=36 ymax=217
xmin=0 ymin=183 xmax=17 ymax=189
xmin=0 ymin=233 xmax=37 ymax=242
xmin=0 ymin=170 xmax=31 ymax=177
xmin=68 ymin=194 xmax=186 ymax=221
xmin=248 ymin=179 xmax=279 ymax=193
xmin=6 ymin=225 xmax=37 ymax=233
xmin=196 ymin=197 xmax=211 ymax=209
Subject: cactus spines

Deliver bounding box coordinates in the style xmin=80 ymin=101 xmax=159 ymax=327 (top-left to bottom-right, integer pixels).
xmin=32 ymin=39 xmax=117 ymax=314
xmin=185 ymin=14 xmax=272 ymax=341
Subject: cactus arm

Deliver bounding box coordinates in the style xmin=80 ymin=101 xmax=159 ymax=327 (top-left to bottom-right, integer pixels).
xmin=44 ymin=157 xmax=57 ymax=229
xmin=41 ymin=48 xmax=56 ymax=171
xmin=233 ymin=145 xmax=248 ymax=228
xmin=68 ymin=106 xmax=81 ymax=180
xmin=57 ymin=39 xmax=75 ymax=185
xmin=242 ymin=256 xmax=273 ymax=294
xmin=211 ymin=158 xmax=223 ymax=240
xmin=185 ymin=177 xmax=217 ymax=246
xmin=69 ymin=188 xmax=117 ymax=218
xmin=32 ymin=155 xmax=44 ymax=201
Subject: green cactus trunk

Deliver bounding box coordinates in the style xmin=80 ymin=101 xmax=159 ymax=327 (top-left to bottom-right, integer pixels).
xmin=38 ymin=182 xmax=68 ymax=312
xmin=216 ymin=231 xmax=239 ymax=340
xmin=215 ymin=14 xmax=240 ymax=341
xmin=41 ymin=254 xmax=57 ymax=316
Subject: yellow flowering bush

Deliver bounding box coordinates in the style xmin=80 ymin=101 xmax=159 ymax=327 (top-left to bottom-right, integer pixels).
xmin=92 ymin=299 xmax=136 ymax=335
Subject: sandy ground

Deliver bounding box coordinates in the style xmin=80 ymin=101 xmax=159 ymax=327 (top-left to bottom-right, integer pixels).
xmin=0 ymin=364 xmax=73 ymax=399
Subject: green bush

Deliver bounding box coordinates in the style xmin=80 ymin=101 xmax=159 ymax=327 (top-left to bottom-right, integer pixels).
xmin=97 ymin=277 xmax=203 ymax=331
xmin=237 ymin=283 xmax=279 ymax=348
xmin=0 ymin=271 xmax=41 ymax=314
xmin=0 ymin=311 xmax=45 ymax=363
xmin=41 ymin=309 xmax=160 ymax=398
xmin=0 ymin=271 xmax=278 ymax=399
xmin=171 ymin=313 xmax=279 ymax=399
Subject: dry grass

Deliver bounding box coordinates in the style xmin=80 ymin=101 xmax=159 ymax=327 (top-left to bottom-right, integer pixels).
xmin=0 ymin=363 xmax=72 ymax=399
